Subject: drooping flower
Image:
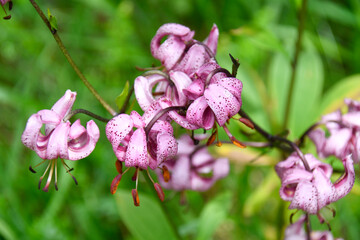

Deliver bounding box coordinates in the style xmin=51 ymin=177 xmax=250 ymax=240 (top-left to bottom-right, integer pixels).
xmin=105 ymin=109 xmax=177 ymax=205
xmin=150 ymin=23 xmax=219 ymax=73
xmin=21 ymin=90 xmax=100 ymax=191
xmin=157 ymin=134 xmax=229 ymax=192
xmin=285 ymin=215 xmax=343 ymax=240
xmin=309 ymin=99 xmax=360 ymax=162
xmin=275 ymin=153 xmax=355 ymax=214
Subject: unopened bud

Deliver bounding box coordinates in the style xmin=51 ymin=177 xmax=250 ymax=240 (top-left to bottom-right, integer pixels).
xmin=110 ymin=174 xmax=122 ymax=194
xmin=154 ymin=183 xmax=165 ymax=202
xmin=132 ymin=189 xmax=140 ymax=206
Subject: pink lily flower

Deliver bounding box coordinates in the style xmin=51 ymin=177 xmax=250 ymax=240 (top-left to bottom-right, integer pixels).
xmin=106 ymin=111 xmax=177 ymax=170
xmin=150 ymin=23 xmax=219 ymax=73
xmin=309 ymin=99 xmax=360 ymax=162
xmin=285 ymin=215 xmax=343 ymax=240
xmin=1 ymin=0 xmax=10 ymax=6
xmin=106 ymin=110 xmax=177 ymax=205
xmin=21 ymin=90 xmax=100 ymax=191
xmin=157 ymin=134 xmax=229 ymax=191
xmin=275 ymin=153 xmax=355 ymax=214
xmin=134 ymin=70 xmax=192 ymax=111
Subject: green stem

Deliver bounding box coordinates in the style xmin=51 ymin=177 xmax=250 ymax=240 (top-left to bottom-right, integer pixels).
xmin=283 ymin=0 xmax=308 ymax=129
xmin=29 ymin=0 xmax=117 ymax=117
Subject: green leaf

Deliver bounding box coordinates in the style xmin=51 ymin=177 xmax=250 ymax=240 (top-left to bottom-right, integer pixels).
xmin=114 ymin=190 xmax=178 ymax=240
xmin=115 ymin=81 xmax=130 ymax=111
xmin=47 ymin=8 xmax=58 ymax=31
xmin=320 ymin=74 xmax=360 ymax=114
xmin=195 ymin=191 xmax=232 ymax=240
xmin=288 ymin=51 xmax=324 ymax=138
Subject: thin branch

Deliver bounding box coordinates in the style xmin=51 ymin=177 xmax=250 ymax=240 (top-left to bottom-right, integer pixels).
xmin=29 ymin=0 xmax=117 ymax=116
xmin=65 ymin=109 xmax=110 ymax=123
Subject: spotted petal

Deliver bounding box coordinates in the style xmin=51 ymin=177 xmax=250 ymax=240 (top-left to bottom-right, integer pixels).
xmin=186 ymin=96 xmax=215 ymax=130
xmin=333 ymin=155 xmax=355 ymax=201
xmin=125 ymin=128 xmax=148 ymax=169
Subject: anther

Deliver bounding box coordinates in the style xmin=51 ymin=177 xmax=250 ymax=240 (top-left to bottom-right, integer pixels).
xmin=110 ymin=174 xmax=122 ymax=194
xmin=115 ymin=160 xmax=123 ymax=174
xmin=162 ymin=165 xmax=170 ymax=182
xmin=154 ymin=183 xmax=165 ymax=202
xmin=239 ymin=117 xmax=254 ymax=129
xmin=207 ymin=130 xmax=217 ymax=146
xmin=132 ymin=189 xmax=140 ymax=206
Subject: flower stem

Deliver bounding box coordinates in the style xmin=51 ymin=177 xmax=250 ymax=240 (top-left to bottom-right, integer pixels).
xmin=29 ymin=0 xmax=117 ymax=116
xmin=65 ymin=109 xmax=110 ymax=123
xmin=283 ymin=0 xmax=308 ymax=129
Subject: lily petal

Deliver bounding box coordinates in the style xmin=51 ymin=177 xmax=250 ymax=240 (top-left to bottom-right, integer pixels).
xmin=289 ymin=180 xmax=318 ymax=214
xmin=45 ymin=122 xmax=70 ymax=160
xmin=68 ymin=119 xmax=100 ymax=161
xmin=125 ymin=128 xmax=148 ymax=169
xmin=333 ymin=155 xmax=355 ymax=201
xmin=186 ymin=96 xmax=215 ymax=130
xmin=51 ymin=90 xmax=76 ymax=120
xmin=203 ymin=24 xmax=219 ymax=55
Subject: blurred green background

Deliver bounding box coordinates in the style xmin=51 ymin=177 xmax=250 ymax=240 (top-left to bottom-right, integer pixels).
xmin=1 ymin=0 xmax=360 ymax=239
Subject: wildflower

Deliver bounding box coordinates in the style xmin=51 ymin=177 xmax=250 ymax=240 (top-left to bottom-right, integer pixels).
xmin=275 ymin=153 xmax=355 ymax=214
xmin=105 ymin=110 xmax=177 ymax=205
xmin=21 ymin=90 xmax=100 ymax=191
xmin=157 ymin=134 xmax=229 ymax=191
xmin=309 ymin=99 xmax=360 ymax=162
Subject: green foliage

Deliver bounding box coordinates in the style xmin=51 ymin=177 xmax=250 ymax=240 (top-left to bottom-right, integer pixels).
xmin=1 ymin=0 xmax=360 ymax=239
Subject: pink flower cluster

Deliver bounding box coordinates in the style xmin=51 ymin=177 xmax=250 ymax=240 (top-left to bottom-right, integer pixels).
xmin=309 ymin=99 xmax=360 ymax=162
xmin=135 ymin=23 xmax=243 ymax=133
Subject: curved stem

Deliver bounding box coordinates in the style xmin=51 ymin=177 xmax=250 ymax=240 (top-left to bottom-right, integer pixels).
xmin=144 ymin=106 xmax=186 ymax=136
xmin=283 ymin=0 xmax=308 ymax=129
xmin=29 ymin=0 xmax=117 ymax=116
xmin=65 ymin=109 xmax=110 ymax=123
xmin=205 ymin=68 xmax=232 ymax=86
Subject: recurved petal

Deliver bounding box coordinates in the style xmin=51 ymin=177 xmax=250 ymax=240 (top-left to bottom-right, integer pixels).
xmin=174 ymin=44 xmax=207 ymax=75
xmin=106 ymin=114 xmax=133 ymax=154
xmin=68 ymin=120 xmax=100 ymax=160
xmin=130 ymin=111 xmax=145 ymax=128
xmin=312 ymin=168 xmax=336 ymax=209
xmin=324 ymin=128 xmax=352 ymax=158
xmin=186 ymin=96 xmax=215 ymax=130
xmin=289 ymin=180 xmax=318 ymax=214
xmin=204 ymin=84 xmax=241 ymax=126
xmin=150 ymin=23 xmax=193 ymax=58
xmin=203 ymin=24 xmax=219 ymax=55
xmin=343 ymin=112 xmax=360 ymax=128
xmin=21 ymin=113 xmax=44 ymax=151
xmin=125 ymin=128 xmax=148 ymax=169
xmin=214 ymin=77 xmax=243 ymax=103
xmin=333 ymin=155 xmax=355 ymax=201
xmin=279 ymin=168 xmax=313 ymax=201
xmin=168 ymin=71 xmax=192 ymax=105
xmin=154 ymin=36 xmax=186 ymax=69
xmin=155 ymin=132 xmax=178 ymax=168
xmin=134 ymin=76 xmax=156 ymax=111
xmin=183 ymin=78 xmax=206 ymax=100
xmin=45 ymin=122 xmax=70 ymax=160
xmin=51 ymin=90 xmax=76 ymax=119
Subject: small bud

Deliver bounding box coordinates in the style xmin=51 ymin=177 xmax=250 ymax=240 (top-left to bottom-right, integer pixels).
xmin=115 ymin=160 xmax=123 ymax=174
xmin=162 ymin=165 xmax=170 ymax=182
xmin=132 ymin=189 xmax=140 ymax=206
xmin=154 ymin=183 xmax=165 ymax=202
xmin=110 ymin=174 xmax=122 ymax=194
xmin=239 ymin=117 xmax=254 ymax=129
